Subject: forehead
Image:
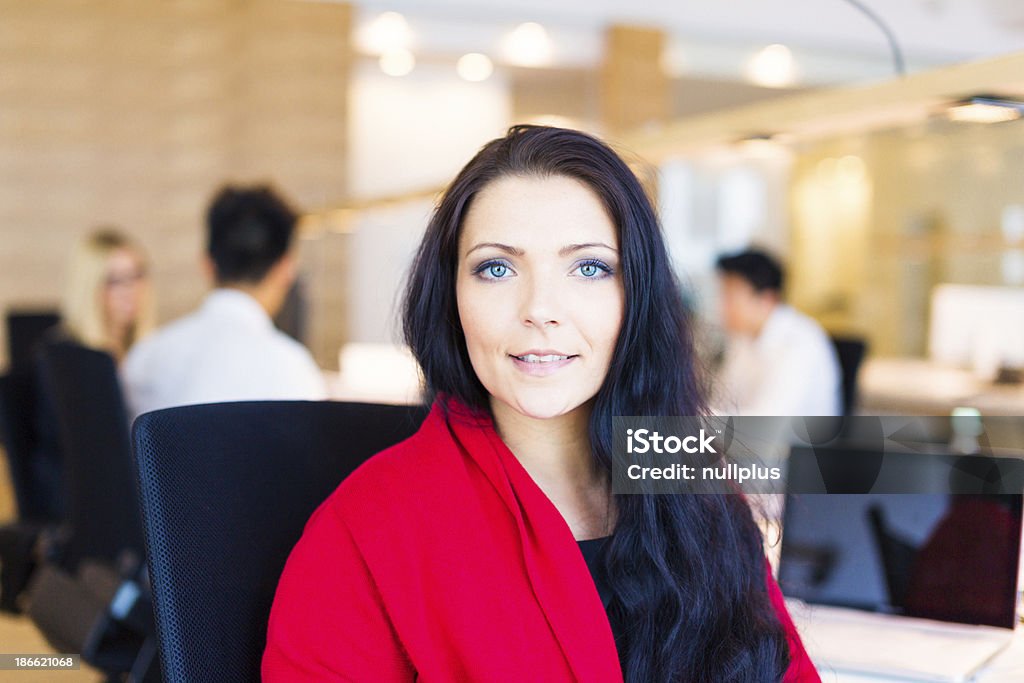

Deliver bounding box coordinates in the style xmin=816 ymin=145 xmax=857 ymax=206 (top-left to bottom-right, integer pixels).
xmin=459 ymin=174 xmax=617 ymax=251
xmin=106 ymin=247 xmax=139 ymax=267
xmin=719 ymin=272 xmax=757 ymax=295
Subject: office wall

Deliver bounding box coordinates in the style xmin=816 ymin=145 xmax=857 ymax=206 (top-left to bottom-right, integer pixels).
xmin=0 ymin=0 xmax=352 ymax=368
xmin=789 ymin=117 xmax=1024 ymax=357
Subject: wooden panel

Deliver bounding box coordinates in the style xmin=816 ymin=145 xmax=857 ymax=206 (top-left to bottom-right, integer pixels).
xmin=0 ymin=0 xmax=353 ymax=368
xmin=600 ymin=25 xmax=669 ymax=133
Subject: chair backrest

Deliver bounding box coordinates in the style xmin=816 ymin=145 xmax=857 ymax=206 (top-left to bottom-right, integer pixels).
xmin=37 ymin=340 xmax=143 ymax=569
xmin=6 ymin=311 xmax=60 ymax=370
xmin=831 ymin=336 xmax=867 ymax=416
xmin=0 ymin=372 xmax=39 ymax=519
xmin=0 ymin=368 xmax=65 ymax=523
xmin=131 ymin=400 xmax=428 ymax=683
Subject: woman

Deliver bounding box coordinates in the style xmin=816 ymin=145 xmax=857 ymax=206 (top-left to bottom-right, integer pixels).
xmin=61 ymin=228 xmax=154 ymax=361
xmin=21 ymin=229 xmax=153 ymax=522
xmin=264 ymin=126 xmax=819 ymax=681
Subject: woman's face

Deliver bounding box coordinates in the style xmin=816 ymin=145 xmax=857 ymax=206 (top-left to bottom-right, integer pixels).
xmin=456 ymin=174 xmax=625 ymax=420
xmin=103 ymin=247 xmax=148 ymax=331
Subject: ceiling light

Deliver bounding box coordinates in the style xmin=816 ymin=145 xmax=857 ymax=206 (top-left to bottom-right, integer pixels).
xmin=946 ymin=95 xmax=1024 ymax=124
xmin=456 ymin=53 xmax=494 ymax=82
xmin=661 ymin=43 xmax=688 ymax=78
xmin=744 ymin=44 xmax=798 ymax=88
xmin=358 ymin=11 xmax=414 ymax=56
xmin=735 ymin=133 xmax=790 ymax=159
xmin=526 ymin=115 xmax=580 ymax=130
xmin=501 ymin=22 xmax=553 ymax=68
xmin=379 ymin=48 xmax=415 ymax=77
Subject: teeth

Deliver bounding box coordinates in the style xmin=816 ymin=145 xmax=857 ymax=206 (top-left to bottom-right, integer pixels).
xmin=518 ymin=354 xmax=570 ymax=363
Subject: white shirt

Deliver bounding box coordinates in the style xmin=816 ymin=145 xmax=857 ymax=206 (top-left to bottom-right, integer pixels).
xmin=123 ymin=289 xmax=327 ymax=417
xmin=715 ymin=304 xmax=842 ymax=417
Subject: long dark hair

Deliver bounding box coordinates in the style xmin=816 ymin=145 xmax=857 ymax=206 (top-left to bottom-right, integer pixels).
xmin=403 ymin=125 xmax=790 ymax=682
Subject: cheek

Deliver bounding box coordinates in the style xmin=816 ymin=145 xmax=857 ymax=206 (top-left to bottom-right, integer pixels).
xmin=573 ymin=285 xmax=624 ymax=361
xmin=456 ymin=279 xmax=507 ymax=359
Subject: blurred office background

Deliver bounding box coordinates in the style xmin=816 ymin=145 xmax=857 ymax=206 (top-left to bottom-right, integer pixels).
xmin=3 ymin=1 xmax=1024 ymax=678
xmin=3 ymin=0 xmax=1024 ymax=371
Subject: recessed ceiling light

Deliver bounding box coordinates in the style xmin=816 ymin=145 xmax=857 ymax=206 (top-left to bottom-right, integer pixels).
xmin=456 ymin=53 xmax=494 ymax=82
xmin=358 ymin=12 xmax=414 ymax=56
xmin=744 ymin=44 xmax=798 ymax=88
xmin=379 ymin=48 xmax=415 ymax=77
xmin=946 ymin=95 xmax=1024 ymax=124
xmin=501 ymin=22 xmax=553 ymax=68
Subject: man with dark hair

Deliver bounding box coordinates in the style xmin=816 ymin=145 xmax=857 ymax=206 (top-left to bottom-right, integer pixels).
xmin=713 ymin=248 xmax=840 ymax=416
xmin=123 ymin=184 xmax=326 ymax=417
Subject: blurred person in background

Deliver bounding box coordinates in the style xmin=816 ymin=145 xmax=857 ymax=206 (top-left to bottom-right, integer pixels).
xmin=713 ymin=248 xmax=841 ymax=416
xmin=60 ymin=228 xmax=154 ymax=362
xmin=122 ymin=184 xmax=326 ymax=418
xmin=18 ymin=228 xmax=154 ymax=520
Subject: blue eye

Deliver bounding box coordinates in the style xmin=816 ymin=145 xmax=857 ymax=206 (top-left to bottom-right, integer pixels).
xmin=573 ymin=259 xmax=612 ymax=279
xmin=474 ymin=259 xmax=514 ymax=280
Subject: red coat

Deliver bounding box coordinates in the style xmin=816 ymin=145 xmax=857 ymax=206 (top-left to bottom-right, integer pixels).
xmin=263 ymin=400 xmax=820 ymax=681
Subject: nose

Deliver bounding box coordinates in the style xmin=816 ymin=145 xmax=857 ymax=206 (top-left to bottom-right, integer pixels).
xmin=519 ymin=271 xmax=560 ymax=329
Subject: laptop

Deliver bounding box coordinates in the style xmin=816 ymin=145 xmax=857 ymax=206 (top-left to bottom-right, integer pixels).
xmin=779 ymin=446 xmax=1023 ymax=682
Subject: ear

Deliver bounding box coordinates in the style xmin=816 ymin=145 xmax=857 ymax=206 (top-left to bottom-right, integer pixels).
xmin=201 ymin=255 xmax=217 ymax=284
xmin=759 ymin=289 xmax=781 ymax=310
xmin=273 ymin=251 xmax=298 ymax=286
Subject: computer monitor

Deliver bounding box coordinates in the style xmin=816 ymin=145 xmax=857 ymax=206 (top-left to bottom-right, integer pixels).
xmin=779 ymin=447 xmax=1023 ymax=629
xmin=928 ymin=284 xmax=1024 ymax=377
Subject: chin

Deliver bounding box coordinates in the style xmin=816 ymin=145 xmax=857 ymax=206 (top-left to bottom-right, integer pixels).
xmin=504 ymin=387 xmax=590 ymax=421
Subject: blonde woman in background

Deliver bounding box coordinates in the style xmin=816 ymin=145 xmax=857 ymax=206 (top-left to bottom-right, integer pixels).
xmin=61 ymin=228 xmax=154 ymax=362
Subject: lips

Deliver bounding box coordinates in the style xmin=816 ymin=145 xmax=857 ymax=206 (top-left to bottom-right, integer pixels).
xmin=510 ymin=349 xmax=577 ymax=363
xmin=513 ymin=353 xmax=571 ymax=363
xmin=509 ymin=350 xmax=578 ymax=377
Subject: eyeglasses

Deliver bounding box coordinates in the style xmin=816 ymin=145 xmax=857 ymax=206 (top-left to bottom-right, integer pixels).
xmin=105 ymin=269 xmax=148 ymax=288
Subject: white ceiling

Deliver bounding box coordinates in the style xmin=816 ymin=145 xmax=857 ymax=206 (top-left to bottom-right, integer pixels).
xmin=347 ymin=0 xmax=1024 ymax=83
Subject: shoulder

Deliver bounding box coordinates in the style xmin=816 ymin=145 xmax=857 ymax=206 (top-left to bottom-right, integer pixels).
xmin=123 ymin=312 xmax=199 ymax=372
xmin=318 ymin=408 xmax=465 ymax=526
xmin=776 ymin=306 xmax=832 ymax=351
xmin=253 ymin=327 xmax=318 ymax=372
xmin=271 ymin=330 xmax=318 ymax=362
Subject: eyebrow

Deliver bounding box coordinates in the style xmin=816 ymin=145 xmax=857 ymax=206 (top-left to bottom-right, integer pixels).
xmin=558 ymin=242 xmax=618 ymax=257
xmin=465 ymin=242 xmax=524 ymax=257
xmin=465 ymin=241 xmax=618 ymax=258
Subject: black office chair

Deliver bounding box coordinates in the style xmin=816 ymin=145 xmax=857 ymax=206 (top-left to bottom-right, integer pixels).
xmin=35 ymin=340 xmax=143 ymax=568
xmin=867 ymin=504 xmax=919 ymax=610
xmin=132 ymin=400 xmax=428 ymax=683
xmin=0 ymin=365 xmax=66 ymax=612
xmin=0 ymin=373 xmax=46 ymax=612
xmin=6 ymin=310 xmax=61 ymax=370
xmin=0 ymin=371 xmax=55 ymax=521
xmin=831 ymin=336 xmax=867 ymax=416
xmin=26 ymin=340 xmax=155 ymax=679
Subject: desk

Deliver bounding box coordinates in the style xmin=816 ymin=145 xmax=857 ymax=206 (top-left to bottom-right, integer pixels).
xmin=859 ymin=358 xmax=1024 ymax=417
xmin=811 ymin=630 xmax=1024 ymax=682
xmin=323 ymin=370 xmax=422 ymax=405
xmin=788 ymin=602 xmax=1024 ymax=682
xmin=324 ymin=343 xmax=424 ymax=406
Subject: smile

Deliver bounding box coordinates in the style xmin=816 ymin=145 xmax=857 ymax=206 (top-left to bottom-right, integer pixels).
xmin=509 ymin=351 xmax=578 ymax=377
xmin=513 ymin=354 xmax=573 ymax=363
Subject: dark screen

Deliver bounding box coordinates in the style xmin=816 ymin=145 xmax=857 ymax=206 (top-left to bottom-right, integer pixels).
xmin=780 ymin=449 xmax=1023 ymax=629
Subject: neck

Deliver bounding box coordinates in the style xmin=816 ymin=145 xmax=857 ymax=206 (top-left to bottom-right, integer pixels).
xmin=105 ymin=322 xmax=131 ymax=361
xmin=219 ymin=282 xmax=277 ymax=316
xmin=490 ymin=399 xmax=612 ymax=539
xmin=751 ymin=302 xmax=779 ymax=338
